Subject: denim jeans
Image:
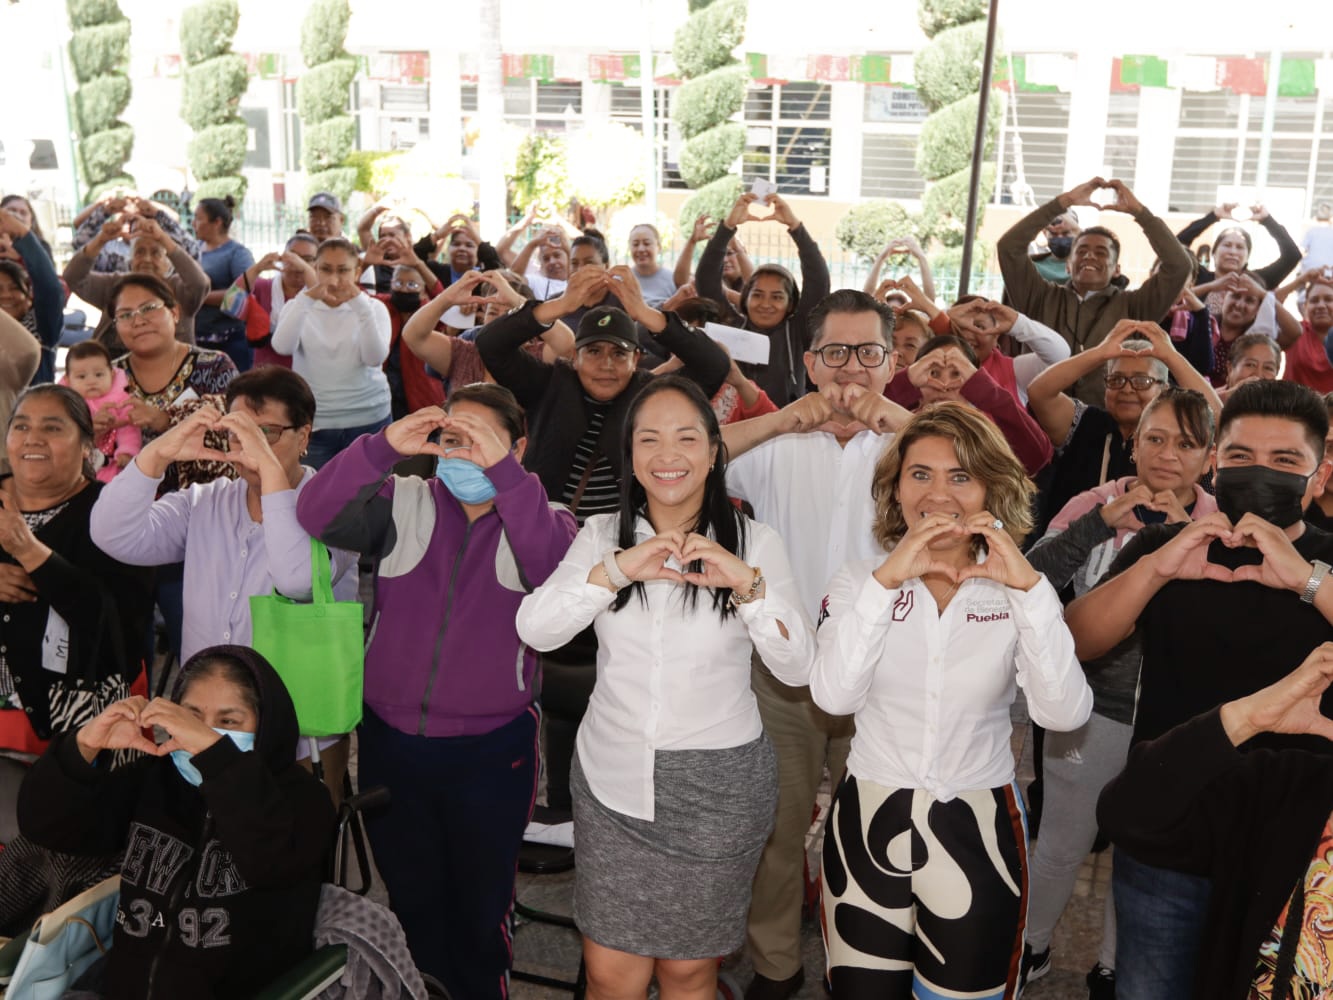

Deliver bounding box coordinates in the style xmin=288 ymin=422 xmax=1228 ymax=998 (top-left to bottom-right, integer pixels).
xmin=305 ymin=417 xmax=391 ymax=469
xmin=1112 ymin=846 xmax=1213 ymax=1000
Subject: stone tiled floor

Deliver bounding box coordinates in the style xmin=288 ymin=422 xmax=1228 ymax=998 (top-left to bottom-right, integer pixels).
xmin=510 ymin=697 xmax=1111 ymax=999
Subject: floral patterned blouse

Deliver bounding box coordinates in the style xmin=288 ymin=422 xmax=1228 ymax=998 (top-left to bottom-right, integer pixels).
xmin=113 ymin=347 xmax=238 ymax=490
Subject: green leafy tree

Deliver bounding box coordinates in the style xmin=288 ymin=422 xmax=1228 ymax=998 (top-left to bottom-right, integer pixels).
xmin=66 ymin=0 xmax=134 ymax=200
xmin=179 ymin=0 xmax=248 ymax=203
xmin=834 ymin=201 xmax=929 ymax=262
xmin=511 ymin=134 xmax=571 ymax=213
xmin=914 ymin=0 xmax=1002 ymax=250
xmin=672 ymin=0 xmax=749 ymax=232
xmin=297 ymin=0 xmax=358 ymax=204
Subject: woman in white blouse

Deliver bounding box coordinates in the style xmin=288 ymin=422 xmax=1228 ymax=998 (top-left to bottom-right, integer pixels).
xmin=810 ymin=402 xmax=1092 ymax=1000
xmin=516 ymin=375 xmax=813 ymax=1000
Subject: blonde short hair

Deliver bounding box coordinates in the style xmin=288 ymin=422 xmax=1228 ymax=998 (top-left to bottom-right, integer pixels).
xmin=871 ymin=402 xmax=1037 ymax=554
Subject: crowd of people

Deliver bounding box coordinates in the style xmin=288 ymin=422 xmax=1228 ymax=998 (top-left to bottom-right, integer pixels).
xmin=2 ymin=173 xmax=1333 ymax=1000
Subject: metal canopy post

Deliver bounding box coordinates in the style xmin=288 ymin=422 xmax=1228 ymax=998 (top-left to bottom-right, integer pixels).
xmin=957 ymin=0 xmax=1001 ymax=297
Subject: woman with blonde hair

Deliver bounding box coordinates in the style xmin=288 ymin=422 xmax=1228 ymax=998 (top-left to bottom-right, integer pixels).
xmin=810 ymin=402 xmax=1092 ymax=999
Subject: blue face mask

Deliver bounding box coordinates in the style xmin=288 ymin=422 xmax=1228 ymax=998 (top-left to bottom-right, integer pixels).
xmin=435 ymin=456 xmax=497 ymax=504
xmin=171 ymin=728 xmax=257 ymax=787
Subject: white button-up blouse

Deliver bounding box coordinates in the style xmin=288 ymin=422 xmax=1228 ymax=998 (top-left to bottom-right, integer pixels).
xmin=516 ymin=513 xmax=814 ymax=821
xmin=810 ymin=561 xmax=1093 ymax=804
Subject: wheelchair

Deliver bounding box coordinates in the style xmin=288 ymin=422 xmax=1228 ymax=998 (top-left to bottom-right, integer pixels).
xmin=0 ymin=784 xmax=450 ymax=1000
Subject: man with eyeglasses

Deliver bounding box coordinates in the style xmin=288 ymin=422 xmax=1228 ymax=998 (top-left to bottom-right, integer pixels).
xmin=717 ymin=289 xmax=909 ymax=1000
xmin=1026 ymin=319 xmax=1222 ymax=540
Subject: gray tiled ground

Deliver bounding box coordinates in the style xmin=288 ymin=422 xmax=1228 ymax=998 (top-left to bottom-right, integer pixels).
xmin=508 ymin=696 xmax=1109 ymax=999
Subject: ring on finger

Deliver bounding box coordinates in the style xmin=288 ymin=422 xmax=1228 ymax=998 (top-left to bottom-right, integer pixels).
xmin=991 ymin=518 xmax=1004 ymax=531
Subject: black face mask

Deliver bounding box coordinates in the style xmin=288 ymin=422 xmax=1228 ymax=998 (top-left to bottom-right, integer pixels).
xmin=390 ymin=291 xmax=421 ymax=314
xmin=1047 ymin=236 xmax=1073 ymax=259
xmin=1213 ymin=465 xmax=1311 ymax=528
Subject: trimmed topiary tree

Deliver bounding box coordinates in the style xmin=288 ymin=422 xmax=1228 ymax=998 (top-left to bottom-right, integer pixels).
xmin=298 ymin=0 xmax=358 ymax=204
xmin=180 ymin=0 xmax=249 ymax=204
xmin=914 ymin=0 xmax=1002 ymax=251
xmin=67 ymin=0 xmax=134 ymax=201
xmin=672 ymin=0 xmax=749 ymax=233
xmin=834 ymin=201 xmax=930 ymax=262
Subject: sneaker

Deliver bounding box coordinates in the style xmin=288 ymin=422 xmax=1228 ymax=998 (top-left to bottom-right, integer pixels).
xmin=1086 ymin=963 xmax=1116 ymax=999
xmin=1020 ymin=944 xmax=1051 ymax=987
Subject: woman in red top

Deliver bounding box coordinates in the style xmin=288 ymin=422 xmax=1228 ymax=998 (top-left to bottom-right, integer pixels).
xmin=1279 ymin=272 xmax=1333 ymax=394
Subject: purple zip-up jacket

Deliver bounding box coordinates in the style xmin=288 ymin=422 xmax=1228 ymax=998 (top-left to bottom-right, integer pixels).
xmin=296 ymin=430 xmax=577 ymax=737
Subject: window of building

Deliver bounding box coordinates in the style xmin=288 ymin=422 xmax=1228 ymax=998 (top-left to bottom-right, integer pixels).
xmin=1104 ymin=91 xmax=1139 ymax=185
xmin=607 ymin=85 xmax=682 ymax=188
xmin=1170 ymin=54 xmax=1330 ymax=213
xmin=379 ymin=83 xmax=429 ymax=151
xmin=997 ymin=88 xmax=1072 ymax=206
xmin=502 ymin=80 xmax=583 ymax=133
xmin=743 ymin=82 xmax=832 ymax=196
xmin=860 ymin=83 xmax=928 ymax=199
xmin=281 ymin=79 xmax=302 ymax=172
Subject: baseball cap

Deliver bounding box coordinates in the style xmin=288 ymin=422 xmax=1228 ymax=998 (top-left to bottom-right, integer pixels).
xmin=574 ymin=306 xmax=639 ymax=351
xmin=307 ymin=192 xmax=342 ymax=214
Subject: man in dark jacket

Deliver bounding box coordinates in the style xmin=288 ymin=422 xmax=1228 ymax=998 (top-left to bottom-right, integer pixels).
xmin=1098 ymin=644 xmax=1333 ymax=1000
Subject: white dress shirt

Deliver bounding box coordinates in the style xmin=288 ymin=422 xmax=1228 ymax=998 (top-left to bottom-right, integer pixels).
xmin=810 ymin=561 xmax=1092 ymax=803
xmin=725 ymin=429 xmax=892 ymax=619
xmin=515 ymin=513 xmax=814 ymax=821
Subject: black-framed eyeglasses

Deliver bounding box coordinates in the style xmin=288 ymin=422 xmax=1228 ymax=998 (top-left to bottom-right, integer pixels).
xmin=1105 ymin=374 xmax=1165 ymax=391
xmin=226 ymin=424 xmax=295 ymax=445
xmin=810 ymin=343 xmax=889 ymax=368
xmin=112 ymin=301 xmax=167 ymax=325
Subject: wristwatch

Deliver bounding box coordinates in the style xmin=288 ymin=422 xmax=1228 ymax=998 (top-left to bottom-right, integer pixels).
xmin=1301 ymin=559 xmax=1331 ymax=604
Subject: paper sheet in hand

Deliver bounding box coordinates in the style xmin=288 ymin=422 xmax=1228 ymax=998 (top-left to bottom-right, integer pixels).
xmin=441 ymin=305 xmax=477 ymax=328
xmin=750 ymin=178 xmax=777 ymax=203
xmin=703 ymin=322 xmax=771 ymax=366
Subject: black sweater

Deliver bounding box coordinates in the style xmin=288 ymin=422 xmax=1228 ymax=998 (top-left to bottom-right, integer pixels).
xmin=1098 ymin=707 xmax=1333 ymax=1000
xmin=0 ymin=479 xmax=153 ymax=738
xmin=696 ymin=221 xmax=830 ymax=405
xmin=477 ymin=302 xmax=730 ymax=504
xmin=17 ymin=646 xmax=336 ymax=1000
xmin=1176 ymin=210 xmax=1302 ymax=292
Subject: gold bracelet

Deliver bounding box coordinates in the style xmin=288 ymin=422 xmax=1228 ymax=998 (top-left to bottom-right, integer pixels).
xmin=729 ymin=566 xmax=764 ymax=608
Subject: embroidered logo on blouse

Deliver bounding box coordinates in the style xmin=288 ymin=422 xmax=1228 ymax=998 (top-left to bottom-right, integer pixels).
xmin=892 ymin=590 xmax=914 ymax=622
xmin=817 ymin=595 xmax=830 ymax=629
xmin=963 ymin=596 xmax=1011 ymax=623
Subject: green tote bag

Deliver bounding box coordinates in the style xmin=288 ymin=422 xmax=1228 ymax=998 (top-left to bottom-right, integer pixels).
xmin=249 ymin=539 xmax=364 ymax=737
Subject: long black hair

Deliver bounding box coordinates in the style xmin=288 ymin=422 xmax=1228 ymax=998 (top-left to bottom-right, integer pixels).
xmin=612 ymin=375 xmax=747 ymax=620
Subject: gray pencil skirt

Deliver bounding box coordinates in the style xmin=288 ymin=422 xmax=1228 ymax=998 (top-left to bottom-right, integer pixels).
xmin=570 ymin=733 xmax=778 ymax=959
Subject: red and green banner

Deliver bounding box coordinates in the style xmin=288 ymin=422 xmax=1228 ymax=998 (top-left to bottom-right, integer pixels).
xmin=503 ymin=54 xmax=553 ymax=83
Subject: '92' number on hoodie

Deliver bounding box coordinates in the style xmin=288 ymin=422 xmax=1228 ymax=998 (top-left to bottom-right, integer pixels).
xmin=178 ymin=907 xmax=230 ymax=949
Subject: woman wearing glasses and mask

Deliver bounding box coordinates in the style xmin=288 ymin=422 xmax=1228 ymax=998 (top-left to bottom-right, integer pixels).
xmin=1025 ymin=319 xmax=1221 ymax=538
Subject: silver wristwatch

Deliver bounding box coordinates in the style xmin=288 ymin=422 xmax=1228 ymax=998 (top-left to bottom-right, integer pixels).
xmin=1302 ymin=559 xmax=1332 ymax=604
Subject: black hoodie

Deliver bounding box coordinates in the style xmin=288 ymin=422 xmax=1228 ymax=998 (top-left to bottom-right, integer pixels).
xmin=16 ymin=645 xmax=335 ymax=1000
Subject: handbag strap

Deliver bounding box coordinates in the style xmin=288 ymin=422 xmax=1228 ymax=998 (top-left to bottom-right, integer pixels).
xmin=308 ymin=538 xmax=335 ymax=606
